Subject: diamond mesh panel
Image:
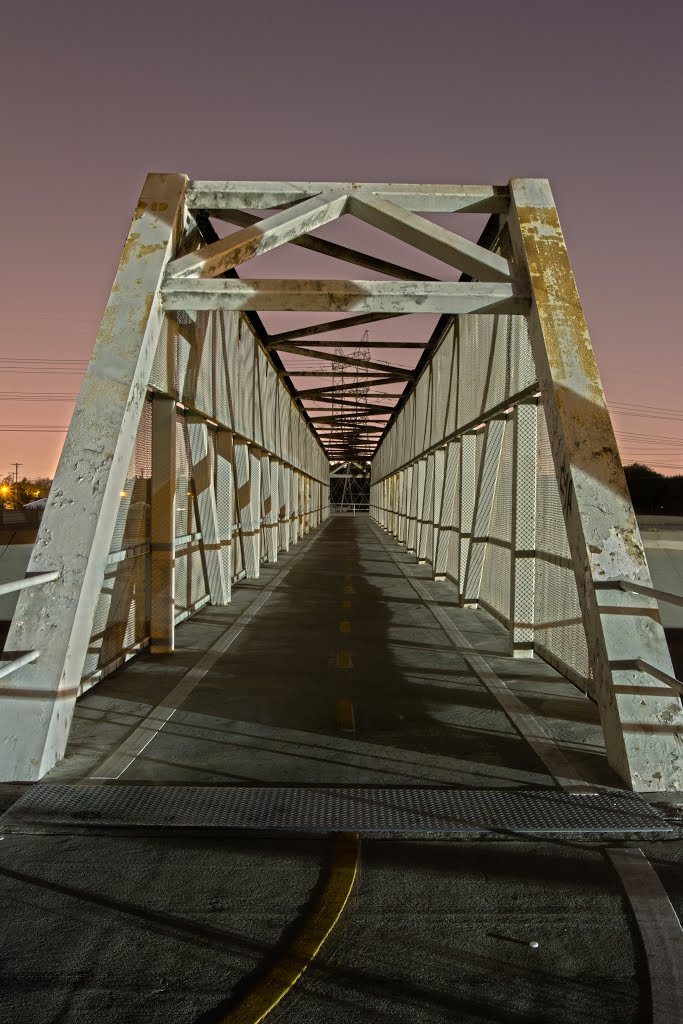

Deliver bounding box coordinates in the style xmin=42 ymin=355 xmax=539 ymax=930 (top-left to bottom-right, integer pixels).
xmin=238 ymin=320 xmax=254 ymax=438
xmin=173 ymin=414 xmax=195 ymax=617
xmin=509 ymin=315 xmax=536 ymax=394
xmin=4 ymin=785 xmax=673 ymax=835
xmin=534 ymin=410 xmax=590 ymax=683
xmin=184 ymin=312 xmax=211 ymax=415
xmin=149 ymin=318 xmax=171 ymax=393
xmin=480 ymin=417 xmax=513 ymax=624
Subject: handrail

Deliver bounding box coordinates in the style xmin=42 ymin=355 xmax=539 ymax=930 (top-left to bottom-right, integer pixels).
xmin=0 ymin=571 xmax=60 ymax=598
xmin=0 ymin=649 xmax=40 ymax=680
xmin=612 ymin=658 xmax=683 ymax=696
xmin=615 ymin=580 xmax=683 ymax=610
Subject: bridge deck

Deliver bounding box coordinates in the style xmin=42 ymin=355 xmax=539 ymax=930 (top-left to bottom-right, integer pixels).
xmin=3 ymin=517 xmax=683 ymax=1024
xmin=46 ymin=514 xmax=618 ymax=791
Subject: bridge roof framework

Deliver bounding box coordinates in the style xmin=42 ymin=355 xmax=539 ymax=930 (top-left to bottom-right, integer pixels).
xmin=0 ymin=176 xmax=680 ymax=792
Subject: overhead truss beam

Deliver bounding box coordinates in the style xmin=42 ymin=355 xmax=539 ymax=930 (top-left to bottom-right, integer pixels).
xmin=187 ymin=181 xmax=510 ymax=213
xmin=270 ymin=312 xmax=405 ymax=343
xmin=276 ymin=343 xmax=414 ymax=377
xmin=347 ymin=193 xmax=513 ymax=282
xmin=208 ymin=209 xmax=435 ymax=282
xmin=162 ymin=279 xmax=528 ymax=315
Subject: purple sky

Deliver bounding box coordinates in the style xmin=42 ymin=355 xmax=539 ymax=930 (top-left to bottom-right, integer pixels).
xmin=2 ymin=0 xmax=682 ymax=478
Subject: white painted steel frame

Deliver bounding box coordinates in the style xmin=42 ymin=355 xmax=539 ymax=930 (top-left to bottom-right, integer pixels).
xmin=2 ymin=175 xmax=678 ymax=792
xmin=0 ymin=175 xmax=330 ymax=782
xmin=370 ymin=177 xmax=683 ymax=792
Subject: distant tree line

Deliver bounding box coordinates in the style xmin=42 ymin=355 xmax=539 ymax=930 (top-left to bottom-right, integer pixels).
xmin=0 ymin=476 xmax=52 ymax=508
xmin=624 ymin=464 xmax=683 ymax=516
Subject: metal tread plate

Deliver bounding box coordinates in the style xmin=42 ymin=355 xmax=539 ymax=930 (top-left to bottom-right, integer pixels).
xmin=0 ymin=784 xmax=674 ymax=834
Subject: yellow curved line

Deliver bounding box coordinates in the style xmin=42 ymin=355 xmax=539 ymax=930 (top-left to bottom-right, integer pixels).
xmin=218 ymin=834 xmax=360 ymax=1023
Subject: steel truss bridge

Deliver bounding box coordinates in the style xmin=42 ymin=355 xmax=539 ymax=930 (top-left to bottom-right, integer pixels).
xmin=0 ymin=174 xmax=682 ymax=795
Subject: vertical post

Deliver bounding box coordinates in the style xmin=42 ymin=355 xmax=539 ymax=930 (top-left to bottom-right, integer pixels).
xmin=431 ymin=447 xmax=446 ymax=571
xmin=508 ymin=177 xmax=683 ymax=790
xmin=215 ymin=428 xmax=233 ymax=596
xmin=406 ymin=464 xmax=417 ymax=552
xmin=458 ymin=431 xmax=477 ymax=598
xmin=434 ymin=444 xmax=456 ymax=580
xmin=150 ymin=394 xmax=177 ymax=653
xmin=290 ymin=469 xmax=299 ymax=545
xmin=510 ymin=402 xmax=538 ymax=656
xmin=304 ymin=476 xmax=311 ymax=534
xmin=250 ymin=447 xmax=262 ymax=567
xmin=463 ymin=418 xmax=505 ymax=606
xmin=187 ymin=416 xmax=229 ymax=604
xmin=414 ymin=458 xmax=427 ymax=559
xmin=266 ymin=458 xmax=279 ymax=561
xmin=396 ymin=470 xmax=406 ymax=544
xmin=388 ymin=475 xmax=396 ymax=535
xmin=234 ymin=438 xmax=259 ymax=578
xmin=417 ymin=454 xmax=434 ymax=564
xmin=279 ymin=464 xmax=291 ymax=552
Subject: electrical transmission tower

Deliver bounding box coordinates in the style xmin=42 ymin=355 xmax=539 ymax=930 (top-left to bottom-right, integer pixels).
xmin=330 ymin=331 xmax=371 ymax=509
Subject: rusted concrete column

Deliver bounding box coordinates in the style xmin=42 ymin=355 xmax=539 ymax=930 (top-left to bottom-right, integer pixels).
xmin=0 ymin=174 xmax=187 ymax=781
xmin=150 ymin=395 xmax=177 ymax=653
xmin=508 ymin=177 xmax=683 ymax=790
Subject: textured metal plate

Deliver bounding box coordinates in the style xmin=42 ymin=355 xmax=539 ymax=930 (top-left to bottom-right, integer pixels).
xmin=1 ymin=785 xmax=674 ymax=834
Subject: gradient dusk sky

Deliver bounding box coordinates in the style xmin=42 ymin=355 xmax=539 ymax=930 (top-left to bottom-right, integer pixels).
xmin=1 ymin=0 xmax=682 ymax=479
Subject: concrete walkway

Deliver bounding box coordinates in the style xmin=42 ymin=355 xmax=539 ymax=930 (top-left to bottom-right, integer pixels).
xmin=46 ymin=515 xmax=618 ymax=790
xmin=1 ymin=515 xmax=682 ymax=1024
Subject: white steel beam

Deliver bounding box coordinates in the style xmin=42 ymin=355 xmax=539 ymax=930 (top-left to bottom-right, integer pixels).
xmin=187 ymin=416 xmax=229 ymax=604
xmin=0 ymin=173 xmax=186 ymax=782
xmin=209 ymin=208 xmax=434 ymax=282
xmin=261 ymin=453 xmax=278 ymax=562
xmin=434 ymin=444 xmax=457 ymax=580
xmin=187 ymin=181 xmax=510 ymax=213
xmin=463 ymin=419 xmax=506 ymax=605
xmin=167 ymin=192 xmax=348 ymax=279
xmin=271 ymin=312 xmax=404 ymax=343
xmin=215 ymin=429 xmax=233 ymax=597
xmin=508 ymin=177 xmax=683 ymax=790
xmin=458 ymin=433 xmax=478 ymax=594
xmin=279 ymin=464 xmax=291 ymax=552
xmin=150 ymin=395 xmax=177 ymax=653
xmin=406 ymin=463 xmax=418 ymax=552
xmin=234 ymin=439 xmax=260 ymax=578
xmin=510 ymin=402 xmax=538 ymax=656
xmin=163 ymin=279 xmax=528 ymax=315
xmin=348 ymin=194 xmax=512 ymax=282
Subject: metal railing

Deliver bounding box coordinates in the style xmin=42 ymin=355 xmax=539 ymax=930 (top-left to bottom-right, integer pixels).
xmin=615 ymin=579 xmax=683 ymax=610
xmin=0 ymin=571 xmax=60 ymax=598
xmin=611 ymin=580 xmax=683 ymax=695
xmin=0 ymin=572 xmax=60 ymax=678
xmin=330 ymin=503 xmax=370 ymax=515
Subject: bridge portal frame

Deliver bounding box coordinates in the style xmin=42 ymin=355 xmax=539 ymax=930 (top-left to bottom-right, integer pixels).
xmin=0 ymin=175 xmax=680 ymax=791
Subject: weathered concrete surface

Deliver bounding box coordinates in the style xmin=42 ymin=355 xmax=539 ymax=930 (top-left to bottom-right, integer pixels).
xmin=0 ymin=833 xmax=655 ymax=1024
xmin=45 ymin=517 xmax=618 ymax=789
xmin=1 ymin=517 xmax=682 ymax=1023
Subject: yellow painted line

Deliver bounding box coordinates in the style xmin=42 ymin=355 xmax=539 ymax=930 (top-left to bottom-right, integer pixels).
xmin=337 ymin=650 xmax=353 ymax=669
xmin=344 ymin=573 xmax=352 ymax=581
xmin=339 ymin=619 xmax=351 ymax=634
xmin=336 ymin=699 xmax=356 ymax=732
xmin=343 ymin=585 xmax=354 ymax=594
xmin=342 ymin=599 xmax=351 ymax=609
xmin=218 ymin=835 xmax=360 ymax=1023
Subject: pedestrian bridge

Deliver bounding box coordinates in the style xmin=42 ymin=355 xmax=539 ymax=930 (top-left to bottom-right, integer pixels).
xmin=1 ymin=175 xmax=681 ymax=794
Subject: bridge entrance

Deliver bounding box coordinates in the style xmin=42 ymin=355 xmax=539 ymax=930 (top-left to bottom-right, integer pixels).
xmin=0 ymin=177 xmax=681 ymax=792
